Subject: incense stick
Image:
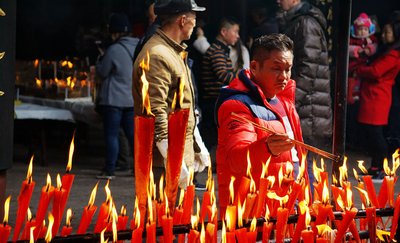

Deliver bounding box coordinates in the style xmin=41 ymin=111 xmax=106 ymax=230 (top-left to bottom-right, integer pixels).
xmin=231 ymin=112 xmax=340 ymax=162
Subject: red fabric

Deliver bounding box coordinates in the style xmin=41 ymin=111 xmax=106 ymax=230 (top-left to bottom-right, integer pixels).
xmin=357 ymin=49 xmax=400 ymax=125
xmin=216 ymin=70 xmax=305 ymax=211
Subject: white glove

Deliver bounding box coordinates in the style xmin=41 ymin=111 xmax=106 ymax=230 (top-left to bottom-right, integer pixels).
xmin=156 ymin=139 xmax=189 ymax=189
xmin=193 ymin=125 xmax=211 ymax=173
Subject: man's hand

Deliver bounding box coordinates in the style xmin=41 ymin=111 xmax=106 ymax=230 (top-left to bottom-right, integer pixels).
xmin=266 ymin=133 xmax=294 ymax=156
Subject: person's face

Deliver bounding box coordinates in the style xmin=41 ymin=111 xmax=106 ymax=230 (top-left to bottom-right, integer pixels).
xmin=250 ymin=49 xmax=293 ymax=99
xmin=277 ymin=0 xmax=298 ymax=11
xmin=221 ymin=24 xmax=240 ymax=46
xmin=181 ymin=12 xmax=197 ymax=40
xmin=356 ymin=26 xmax=370 ymax=38
xmin=382 ymin=24 xmax=395 ymax=44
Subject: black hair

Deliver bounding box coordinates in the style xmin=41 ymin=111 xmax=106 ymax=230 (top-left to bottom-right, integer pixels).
xmin=218 ymin=17 xmax=240 ymax=32
xmin=250 ymin=34 xmax=293 ymax=62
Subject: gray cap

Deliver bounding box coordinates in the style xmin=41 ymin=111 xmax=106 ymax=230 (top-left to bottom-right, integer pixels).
xmin=154 ymin=0 xmax=206 ymax=15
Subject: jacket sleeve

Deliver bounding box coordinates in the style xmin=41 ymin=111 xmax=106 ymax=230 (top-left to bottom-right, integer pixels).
xmin=145 ymin=53 xmax=171 ymax=141
xmin=193 ymin=36 xmax=210 ymax=54
xmin=218 ymin=100 xmax=272 ymax=176
xmin=357 ymin=51 xmax=399 ymax=81
xmin=96 ymin=45 xmax=117 ymax=79
xmin=210 ymin=48 xmax=238 ymax=85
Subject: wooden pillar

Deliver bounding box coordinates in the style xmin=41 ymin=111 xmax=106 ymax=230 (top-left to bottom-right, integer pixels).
xmin=0 ymin=0 xmax=16 ymax=220
xmin=331 ymin=0 xmax=351 ymax=180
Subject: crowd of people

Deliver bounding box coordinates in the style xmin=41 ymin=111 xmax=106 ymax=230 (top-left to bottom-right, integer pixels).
xmin=93 ymin=0 xmax=400 ymax=200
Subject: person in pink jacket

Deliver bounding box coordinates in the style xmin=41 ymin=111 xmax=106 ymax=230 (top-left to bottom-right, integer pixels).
xmin=216 ymin=34 xmax=308 ymax=216
xmin=354 ymin=13 xmax=400 ymax=180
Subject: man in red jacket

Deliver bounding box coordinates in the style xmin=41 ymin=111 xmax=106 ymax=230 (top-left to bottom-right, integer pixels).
xmin=216 ymin=34 xmax=307 ymax=215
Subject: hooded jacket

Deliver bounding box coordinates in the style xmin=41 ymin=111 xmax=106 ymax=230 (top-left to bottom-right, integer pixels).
xmin=216 ymin=70 xmax=305 ymax=211
xmin=280 ymin=2 xmax=332 ymax=142
xmin=96 ymin=36 xmax=139 ymax=107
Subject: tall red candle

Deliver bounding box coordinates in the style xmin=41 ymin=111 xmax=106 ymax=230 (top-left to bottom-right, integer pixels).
xmin=60 ymin=134 xmax=76 ymax=232
xmin=0 ymin=196 xmax=12 ymax=243
xmin=246 ymin=217 xmax=258 ymax=243
xmin=362 ymin=175 xmax=380 ymax=207
xmin=292 ymin=201 xmax=307 ymax=243
xmin=12 ymin=157 xmax=35 ymax=241
xmin=161 ymin=196 xmax=174 ymax=243
xmin=20 ymin=208 xmax=35 ymax=241
xmin=34 ymin=174 xmax=55 ymax=239
xmin=117 ymin=205 xmax=128 ymax=231
xmin=334 ymin=207 xmax=358 ymax=243
xmin=275 ymin=205 xmax=289 ymax=243
xmin=243 ymin=178 xmax=257 ymax=219
xmin=52 ymin=174 xmax=67 ymax=236
xmin=77 ymin=182 xmax=98 ymax=234
xmin=235 ymin=176 xmax=250 ymax=207
xmin=94 ymin=181 xmax=112 ymax=233
xmin=182 ymin=175 xmax=195 ymax=225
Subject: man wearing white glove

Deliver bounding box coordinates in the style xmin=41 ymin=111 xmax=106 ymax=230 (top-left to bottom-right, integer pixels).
xmin=133 ymin=0 xmax=206 ymax=191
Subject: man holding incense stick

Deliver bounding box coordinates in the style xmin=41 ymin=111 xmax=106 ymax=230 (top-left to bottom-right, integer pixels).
xmin=216 ymin=34 xmax=308 ymax=213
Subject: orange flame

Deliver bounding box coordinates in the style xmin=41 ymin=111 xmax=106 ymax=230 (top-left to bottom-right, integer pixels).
xmin=27 ymin=156 xmax=33 ymax=184
xmin=206 ymin=166 xmax=213 ymax=191
xmin=298 ymin=200 xmax=308 ymax=215
xmin=120 ymin=205 xmax=127 ymax=217
xmin=29 ymin=226 xmax=36 ymax=243
xmin=316 ymin=224 xmax=332 ymax=237
xmin=147 ymin=191 xmax=154 ymax=223
xmin=228 ymin=176 xmax=235 ymax=205
xmin=336 ymin=195 xmax=345 ymax=211
xmin=149 ymin=168 xmax=156 ymax=200
xmin=278 ymin=166 xmax=284 ymax=187
xmin=35 ymin=78 xmax=42 ymax=87
xmin=45 ymin=174 xmax=52 ymax=192
xmin=304 ymin=185 xmax=310 ymax=205
xmin=134 ymin=197 xmax=141 ymax=229
xmin=267 ymin=192 xmax=288 ymax=208
xmin=100 ymin=228 xmax=107 ymax=243
xmin=211 ymin=201 xmax=217 ymax=222
xmin=105 ymin=180 xmax=112 ymax=203
xmin=264 ymin=204 xmax=270 ymax=222
xmin=296 ymin=154 xmax=307 ymax=182
xmin=221 ymin=220 xmax=227 ymax=243
xmin=34 ymin=59 xmax=39 ymax=68
xmin=225 ymin=210 xmax=234 ymax=232
xmin=159 ymin=174 xmax=164 ymax=203
xmin=322 ymin=180 xmax=329 ymax=204
xmin=196 ymin=198 xmax=201 ymax=218
xmin=357 ymin=160 xmax=368 ymax=174
xmin=88 ymin=182 xmax=98 ymax=208
xmin=27 ymin=207 xmax=32 ymax=221
xmin=139 ymin=53 xmax=154 ymax=116
xmin=191 ymin=214 xmax=199 ymax=230
xmin=45 ymin=213 xmax=55 ymax=243
xmin=249 ymin=176 xmax=256 ymax=194
xmin=2 ymin=195 xmax=11 ymax=224
xmin=250 ymin=217 xmax=257 ymax=232
xmin=246 ymin=150 xmax=252 ymax=178
xmin=313 ymin=159 xmax=322 ymax=183
xmin=66 ymin=208 xmax=72 ymax=227
xmin=345 ymin=183 xmax=353 ymax=210
xmin=178 ymin=188 xmax=185 ymax=207
xmin=285 ymin=162 xmax=294 ymax=178
xmin=305 ymin=205 xmax=311 ymax=227
xmin=355 ymin=186 xmax=371 ymax=208
xmin=66 ymin=132 xmax=75 ymax=172
xmin=188 ymin=167 xmax=194 ymax=186
xmin=172 ymin=77 xmax=186 ymax=110
xmin=112 ymin=206 xmax=118 ymax=242
xmin=332 ymin=174 xmax=338 ymax=186
xmin=200 ymin=222 xmax=206 ymax=243
xmin=56 ymin=174 xmax=62 ymax=190
xmin=266 ymin=176 xmax=275 ymax=189
xmin=353 ymin=168 xmax=360 ymax=183
xmin=61 ymin=60 xmax=73 ymax=69
xmin=339 ymin=157 xmax=348 ymax=185
xmin=260 ymin=157 xmax=271 ymax=179
xmin=164 ymin=192 xmax=170 ymax=217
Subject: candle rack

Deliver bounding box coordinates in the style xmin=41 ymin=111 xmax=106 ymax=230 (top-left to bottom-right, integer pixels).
xmin=11 ymin=207 xmax=397 ymax=242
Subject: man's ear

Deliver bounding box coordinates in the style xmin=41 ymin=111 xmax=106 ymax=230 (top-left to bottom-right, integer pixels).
xmin=178 ymin=14 xmax=186 ymax=27
xmin=220 ymin=27 xmax=227 ymax=38
xmin=250 ymin=60 xmax=258 ymax=74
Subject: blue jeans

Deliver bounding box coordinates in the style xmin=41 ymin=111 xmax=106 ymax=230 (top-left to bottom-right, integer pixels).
xmin=101 ymin=106 xmax=134 ymax=173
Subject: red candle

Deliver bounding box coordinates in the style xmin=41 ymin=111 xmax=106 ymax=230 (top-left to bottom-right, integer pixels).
xmin=188 ymin=228 xmax=199 ymax=243
xmin=117 ymin=205 xmax=129 ymax=231
xmin=225 ymin=176 xmax=237 ymax=231
xmin=0 ymin=196 xmax=12 ymax=243
xmin=362 ymin=175 xmax=380 ymax=207
xmin=366 ymin=206 xmax=377 ymax=243
xmin=131 ymin=197 xmax=143 ymax=242
xmin=34 ymin=174 xmax=55 ymax=239
xmin=200 ymin=190 xmax=211 ymax=222
xmin=286 ymin=180 xmax=303 ymax=213
xmin=182 ymin=180 xmax=195 ymax=224
xmin=161 ymin=200 xmax=174 ymax=243
xmin=262 ymin=220 xmax=273 ymax=243
xmin=44 ymin=213 xmax=55 ymax=242
xmin=206 ymin=221 xmax=216 ymax=243
xmin=166 ymin=107 xmax=189 ymax=209
xmin=301 ymin=226 xmax=314 ymax=243
xmin=243 ymin=178 xmax=257 ymax=219
xmin=77 ymin=182 xmax=98 ymax=234
xmin=60 ymin=135 xmax=76 ymax=228
xmin=134 ymin=115 xmax=155 ymax=228
xmin=235 ymin=176 xmax=250 ymax=207
xmin=292 ymin=201 xmax=307 ymax=243
xmin=390 ymin=194 xmax=400 ymax=240
xmin=173 ymin=206 xmax=183 ymax=225
xmin=254 ymin=177 xmax=269 ymax=218
xmin=235 ymin=227 xmax=247 ymax=243
xmin=384 ymin=176 xmax=396 ymax=207
xmin=20 ymin=208 xmax=35 ymax=241
xmin=334 ymin=207 xmax=358 ymax=243
xmin=132 ymin=226 xmax=143 ymax=243
xmin=12 ymin=157 xmax=35 ymax=241
xmin=52 ymin=174 xmax=67 ymax=236
xmin=247 ymin=217 xmax=258 ymax=243
xmin=275 ymin=205 xmax=289 ymax=243
xmin=94 ymin=181 xmax=111 ymax=233
xmin=59 ymin=208 xmax=73 ymax=237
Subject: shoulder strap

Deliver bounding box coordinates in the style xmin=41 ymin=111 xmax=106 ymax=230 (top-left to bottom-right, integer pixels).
xmin=117 ymin=42 xmax=135 ymax=62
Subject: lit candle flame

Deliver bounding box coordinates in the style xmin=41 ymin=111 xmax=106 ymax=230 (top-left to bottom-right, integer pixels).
xmin=29 ymin=226 xmax=36 ymax=243
xmin=250 ymin=217 xmax=257 ymax=232
xmin=304 ymin=185 xmax=310 ymax=205
xmin=159 ymin=174 xmax=164 ymax=203
xmin=206 ymin=166 xmax=213 ymax=191
xmin=266 ymin=192 xmax=288 ymax=208
xmin=45 ymin=174 xmax=52 ymax=192
xmin=172 ymin=77 xmax=186 ymax=110
xmin=164 ymin=192 xmax=170 ymax=217
xmin=66 ymin=208 xmax=72 ymax=227
xmin=339 ymin=157 xmax=348 ymax=186
xmin=357 ymin=160 xmax=368 ymax=174
xmin=34 ymin=59 xmax=39 ymax=68
xmin=211 ymin=200 xmax=217 ymax=222
xmin=100 ymin=228 xmax=107 ymax=243
xmin=264 ymin=204 xmax=270 ymax=222
xmin=228 ymin=176 xmax=235 ymax=205
xmin=352 ymin=168 xmax=360 ymax=183
xmin=322 ymin=180 xmax=329 ymax=204
xmin=105 ymin=180 xmax=111 ymax=203
xmin=149 ymin=168 xmax=156 ymax=200
xmin=196 ymin=198 xmax=200 ymax=218
xmin=27 ymin=207 xmax=32 ymax=221
xmin=260 ymin=157 xmax=271 ymax=179
xmin=35 ymin=78 xmax=42 ymax=87
xmin=178 ymin=188 xmax=185 ymax=208
xmin=139 ymin=53 xmax=155 ymax=116
xmin=354 ymin=186 xmax=371 ymax=208
xmin=345 ymin=183 xmax=353 ymax=210
xmin=56 ymin=173 xmax=62 ymax=190
xmin=249 ymin=176 xmax=256 ymax=194
xmin=2 ymin=195 xmax=11 ymax=224
xmin=188 ymin=167 xmax=194 ymax=186
xmin=296 ymin=154 xmax=307 ymax=182
xmin=88 ymin=182 xmax=98 ymax=208
xmin=336 ymin=195 xmax=344 ymax=211
xmin=147 ymin=191 xmax=154 ymax=224
xmin=191 ymin=214 xmax=199 ymax=230
xmin=332 ymin=174 xmax=338 ymax=186
xmin=316 ymin=224 xmax=332 ymax=237
xmin=221 ymin=220 xmax=227 ymax=243
xmin=278 ymin=166 xmax=284 ymax=187
xmin=200 ymin=222 xmax=206 ymax=243
xmin=134 ymin=197 xmax=141 ymax=229
xmin=266 ymin=176 xmax=275 ymax=189
xmin=112 ymin=207 xmax=118 ymax=242
xmin=313 ymin=158 xmax=322 ymax=183
xmin=120 ymin=205 xmax=126 ymax=217
xmin=285 ymin=162 xmax=293 ymax=178
xmin=376 ymin=229 xmax=391 ymax=241
xmin=305 ymin=205 xmax=311 ymax=227
xmin=27 ymin=156 xmax=34 ymax=183
xmin=66 ymin=132 xmax=75 ymax=173
xmin=246 ymin=150 xmax=252 ymax=178
xmin=45 ymin=213 xmax=55 ymax=243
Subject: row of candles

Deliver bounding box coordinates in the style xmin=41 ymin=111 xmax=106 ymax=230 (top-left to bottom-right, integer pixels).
xmin=1 ymin=54 xmax=399 ymax=242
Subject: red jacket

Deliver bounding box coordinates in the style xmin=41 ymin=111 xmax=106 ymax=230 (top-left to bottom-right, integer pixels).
xmin=216 ymin=70 xmax=305 ymax=212
xmin=357 ymin=49 xmax=400 ymax=125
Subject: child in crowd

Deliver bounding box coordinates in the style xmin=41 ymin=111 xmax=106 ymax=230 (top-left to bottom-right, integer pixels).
xmin=348 ymin=13 xmax=378 ymax=104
